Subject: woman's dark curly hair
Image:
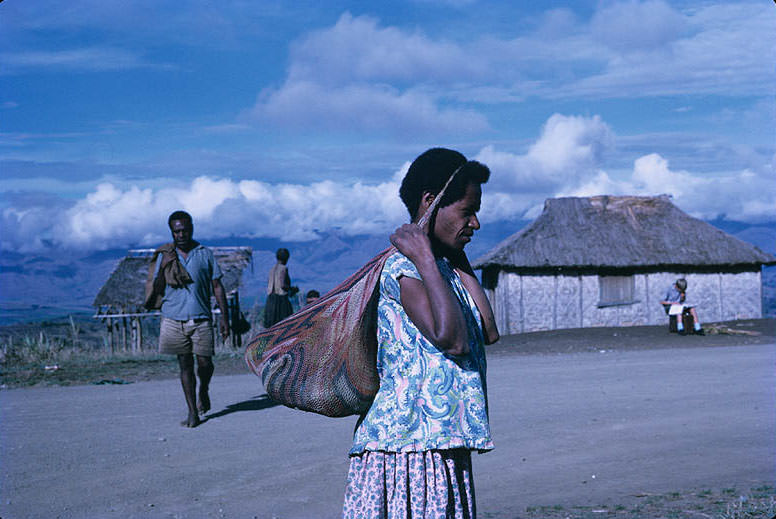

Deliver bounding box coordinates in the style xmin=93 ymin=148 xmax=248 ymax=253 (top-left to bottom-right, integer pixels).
xmin=399 ymin=148 xmax=490 ymax=221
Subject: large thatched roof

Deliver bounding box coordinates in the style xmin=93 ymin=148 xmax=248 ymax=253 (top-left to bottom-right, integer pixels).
xmin=93 ymin=246 xmax=252 ymax=311
xmin=474 ymin=195 xmax=775 ymax=271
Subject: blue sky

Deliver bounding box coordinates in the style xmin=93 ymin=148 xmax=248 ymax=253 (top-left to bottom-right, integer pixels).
xmin=1 ymin=0 xmax=774 ymax=252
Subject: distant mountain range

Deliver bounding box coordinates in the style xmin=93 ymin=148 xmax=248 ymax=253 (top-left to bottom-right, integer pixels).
xmin=1 ymin=219 xmax=774 ymax=325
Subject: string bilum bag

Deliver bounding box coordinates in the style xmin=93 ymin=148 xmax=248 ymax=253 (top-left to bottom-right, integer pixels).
xmin=245 ymin=167 xmax=461 ymax=417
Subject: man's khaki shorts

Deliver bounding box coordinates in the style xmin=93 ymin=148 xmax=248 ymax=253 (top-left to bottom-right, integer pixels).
xmin=159 ymin=317 xmax=215 ymax=356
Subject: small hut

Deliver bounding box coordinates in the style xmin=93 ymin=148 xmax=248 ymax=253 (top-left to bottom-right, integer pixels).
xmin=474 ymin=195 xmax=776 ymax=334
xmin=93 ymin=246 xmax=253 ymax=351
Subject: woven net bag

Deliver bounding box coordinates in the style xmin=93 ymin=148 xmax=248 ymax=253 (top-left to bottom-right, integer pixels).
xmin=245 ymin=247 xmax=392 ymax=416
xmin=244 ymin=169 xmax=458 ymax=417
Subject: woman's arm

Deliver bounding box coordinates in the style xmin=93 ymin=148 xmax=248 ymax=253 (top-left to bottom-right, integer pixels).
xmin=449 ymin=250 xmax=500 ymax=345
xmin=391 ymin=224 xmax=469 ymax=356
xmin=281 ymin=265 xmax=291 ymax=293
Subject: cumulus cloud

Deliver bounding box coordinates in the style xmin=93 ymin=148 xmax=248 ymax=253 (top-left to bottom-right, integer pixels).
xmin=242 ymin=2 xmax=773 ymax=136
xmin=558 ymin=152 xmax=776 ymax=223
xmin=590 ymin=0 xmax=688 ymax=51
xmin=1 ymin=172 xmax=407 ymax=251
xmin=287 ymin=13 xmax=479 ymax=85
xmin=3 ymin=113 xmax=773 ymax=252
xmin=464 ymin=1 xmax=771 ymax=100
xmin=246 ymin=80 xmax=489 ymax=135
xmin=2 ymin=206 xmax=59 ymax=253
xmin=475 ymin=114 xmax=775 ymax=224
xmin=245 ymin=13 xmax=489 ymax=135
xmin=475 ymin=114 xmax=613 ymax=195
xmin=559 ymin=2 xmax=774 ymax=98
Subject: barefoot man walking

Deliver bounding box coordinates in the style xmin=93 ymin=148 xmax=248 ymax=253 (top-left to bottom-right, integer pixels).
xmin=147 ymin=210 xmax=230 ymax=427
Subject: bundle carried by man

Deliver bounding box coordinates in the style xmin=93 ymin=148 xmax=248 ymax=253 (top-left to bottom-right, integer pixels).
xmin=143 ymin=242 xmax=193 ymax=311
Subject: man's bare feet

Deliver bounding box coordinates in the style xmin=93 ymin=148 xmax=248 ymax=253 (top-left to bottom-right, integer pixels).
xmin=181 ymin=412 xmax=201 ymax=428
xmin=197 ymin=390 xmax=211 ymax=416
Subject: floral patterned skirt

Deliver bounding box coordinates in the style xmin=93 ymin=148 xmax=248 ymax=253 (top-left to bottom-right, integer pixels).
xmin=343 ymin=449 xmax=476 ymax=519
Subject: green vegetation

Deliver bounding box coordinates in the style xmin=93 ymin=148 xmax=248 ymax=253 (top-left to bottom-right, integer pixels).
xmin=0 ymin=314 xmax=251 ymax=388
xmin=720 ymin=492 xmax=776 ymax=519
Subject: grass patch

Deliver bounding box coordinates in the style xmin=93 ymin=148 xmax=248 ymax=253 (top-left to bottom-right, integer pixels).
xmin=1 ymin=324 xmax=249 ymax=388
xmin=515 ymin=486 xmax=776 ymax=519
xmin=720 ymin=494 xmax=776 ymax=519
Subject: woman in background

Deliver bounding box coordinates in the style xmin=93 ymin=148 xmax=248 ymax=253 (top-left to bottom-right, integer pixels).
xmin=263 ymin=248 xmax=294 ymax=328
xmin=343 ymin=148 xmax=499 ymax=518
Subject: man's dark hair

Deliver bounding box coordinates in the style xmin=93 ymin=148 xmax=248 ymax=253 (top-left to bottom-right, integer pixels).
xmin=276 ymin=248 xmax=290 ymax=262
xmin=306 ymin=290 xmax=320 ymax=299
xmin=399 ymin=148 xmax=490 ymax=221
xmin=168 ymin=210 xmax=193 ymax=229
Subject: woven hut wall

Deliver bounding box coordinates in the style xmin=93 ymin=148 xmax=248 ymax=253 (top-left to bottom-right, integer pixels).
xmin=490 ymin=269 xmax=763 ymax=334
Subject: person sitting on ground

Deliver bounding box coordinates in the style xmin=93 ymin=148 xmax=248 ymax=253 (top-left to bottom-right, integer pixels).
xmin=660 ymin=278 xmax=704 ymax=335
xmin=305 ymin=289 xmax=320 ymax=305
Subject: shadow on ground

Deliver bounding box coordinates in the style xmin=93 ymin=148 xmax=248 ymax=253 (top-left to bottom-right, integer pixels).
xmin=205 ymin=394 xmax=280 ymax=420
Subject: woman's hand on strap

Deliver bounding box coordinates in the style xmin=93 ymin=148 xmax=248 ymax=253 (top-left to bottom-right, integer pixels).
xmin=390 ymin=224 xmax=434 ymax=267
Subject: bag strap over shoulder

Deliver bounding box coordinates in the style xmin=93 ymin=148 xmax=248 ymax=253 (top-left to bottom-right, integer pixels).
xmin=416 ymin=162 xmax=465 ymax=231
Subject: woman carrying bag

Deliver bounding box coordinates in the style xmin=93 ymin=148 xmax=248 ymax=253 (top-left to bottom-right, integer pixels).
xmin=343 ymin=148 xmax=500 ymax=518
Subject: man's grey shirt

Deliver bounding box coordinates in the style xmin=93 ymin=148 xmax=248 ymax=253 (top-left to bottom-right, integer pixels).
xmin=664 ymin=286 xmax=683 ymax=303
xmin=155 ymin=244 xmax=223 ymax=321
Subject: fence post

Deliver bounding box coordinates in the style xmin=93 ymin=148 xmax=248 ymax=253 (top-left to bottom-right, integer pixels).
xmin=137 ymin=317 xmax=144 ymax=351
xmin=122 ymin=314 xmax=128 ymax=352
xmin=110 ymin=317 xmax=115 ymax=354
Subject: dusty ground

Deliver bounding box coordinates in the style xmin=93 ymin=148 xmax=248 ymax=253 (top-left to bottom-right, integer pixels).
xmin=1 ymin=336 xmax=773 ymax=518
xmin=2 ymin=319 xmax=773 ymax=388
xmin=487 ymin=318 xmax=775 ymax=356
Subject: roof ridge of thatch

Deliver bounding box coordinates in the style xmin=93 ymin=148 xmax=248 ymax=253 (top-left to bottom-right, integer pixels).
xmin=473 ymin=195 xmax=776 ymax=270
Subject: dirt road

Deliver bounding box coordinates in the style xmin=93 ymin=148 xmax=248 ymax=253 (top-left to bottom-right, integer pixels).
xmin=2 ymin=343 xmax=773 ymax=518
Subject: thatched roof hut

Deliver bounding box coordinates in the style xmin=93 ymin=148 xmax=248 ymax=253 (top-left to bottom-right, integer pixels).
xmin=94 ymin=246 xmax=253 ymax=313
xmin=474 ymin=195 xmax=775 ymax=272
xmin=473 ymin=195 xmax=774 ymax=334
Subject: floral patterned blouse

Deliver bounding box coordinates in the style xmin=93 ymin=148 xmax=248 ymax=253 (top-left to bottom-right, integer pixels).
xmin=350 ymin=251 xmax=493 ymax=454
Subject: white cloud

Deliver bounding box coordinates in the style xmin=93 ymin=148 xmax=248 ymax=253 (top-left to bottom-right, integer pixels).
xmin=1 ymin=206 xmax=59 ymax=252
xmin=590 ymin=0 xmax=688 ymax=51
xmin=463 ymin=1 xmax=772 ymax=100
xmin=558 ymin=152 xmax=776 ymax=223
xmin=3 ymin=113 xmax=773 ymax=252
xmin=246 ymin=80 xmax=489 ymax=135
xmin=244 ymin=13 xmax=490 ymax=135
xmin=243 ymin=1 xmax=774 ymax=136
xmin=7 ymin=173 xmax=407 ymax=251
xmin=288 ymin=13 xmax=479 ymax=85
xmin=0 ymin=48 xmax=167 ymax=72
xmin=475 ymin=114 xmax=613 ymax=194
xmin=473 ymin=114 xmax=775 ymax=224
xmin=556 ymin=2 xmax=774 ymax=98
